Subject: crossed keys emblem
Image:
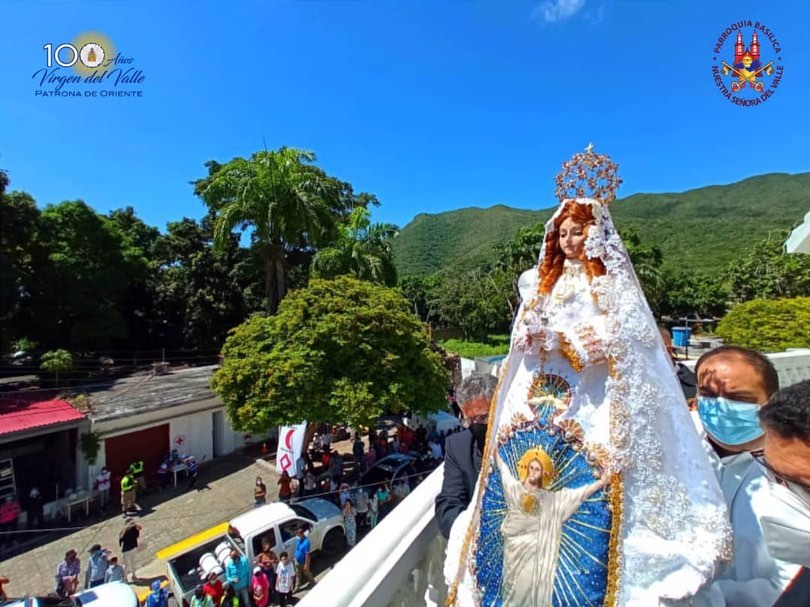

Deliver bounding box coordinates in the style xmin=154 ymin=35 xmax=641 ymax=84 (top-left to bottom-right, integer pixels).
xmin=721 ymin=60 xmax=775 ymax=93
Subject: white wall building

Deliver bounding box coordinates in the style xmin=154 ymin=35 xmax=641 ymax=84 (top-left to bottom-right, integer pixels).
xmin=78 ymin=365 xmax=247 ymax=490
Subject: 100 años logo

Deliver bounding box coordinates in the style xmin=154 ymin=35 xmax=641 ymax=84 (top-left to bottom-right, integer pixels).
xmin=712 ymin=20 xmax=784 ymax=107
xmin=32 ymin=32 xmax=145 ymax=98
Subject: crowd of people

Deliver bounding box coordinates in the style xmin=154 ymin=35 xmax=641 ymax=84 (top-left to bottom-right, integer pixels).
xmin=46 ymin=515 xmax=142 ymax=600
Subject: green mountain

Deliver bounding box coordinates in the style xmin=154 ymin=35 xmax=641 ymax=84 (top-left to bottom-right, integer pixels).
xmin=392 ymin=172 xmax=810 ymax=277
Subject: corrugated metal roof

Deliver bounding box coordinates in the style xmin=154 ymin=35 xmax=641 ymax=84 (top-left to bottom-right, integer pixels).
xmin=86 ymin=365 xmax=219 ymax=422
xmin=0 ymin=399 xmax=86 ymax=438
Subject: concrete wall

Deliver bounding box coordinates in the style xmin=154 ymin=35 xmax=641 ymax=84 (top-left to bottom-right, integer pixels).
xmin=212 ymin=410 xmax=246 ymax=456
xmin=170 ymin=410 xmax=214 ymax=461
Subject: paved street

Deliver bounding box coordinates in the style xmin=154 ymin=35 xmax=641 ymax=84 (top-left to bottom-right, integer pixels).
xmin=0 ymin=447 xmax=342 ymax=603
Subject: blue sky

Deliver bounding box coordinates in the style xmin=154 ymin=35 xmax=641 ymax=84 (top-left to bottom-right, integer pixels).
xmin=1 ymin=0 xmax=808 ymax=231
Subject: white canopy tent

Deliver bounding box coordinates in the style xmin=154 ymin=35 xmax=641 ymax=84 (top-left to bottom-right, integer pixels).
xmin=785 ymin=209 xmax=810 ymax=254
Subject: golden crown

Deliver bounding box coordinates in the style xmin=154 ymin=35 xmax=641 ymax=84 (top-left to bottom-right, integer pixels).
xmin=554 ymin=143 xmax=622 ymax=204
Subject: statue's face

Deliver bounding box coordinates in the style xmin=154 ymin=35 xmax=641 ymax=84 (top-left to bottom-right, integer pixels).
xmin=527 ymin=459 xmax=544 ymax=486
xmin=559 ymin=218 xmax=586 ymax=260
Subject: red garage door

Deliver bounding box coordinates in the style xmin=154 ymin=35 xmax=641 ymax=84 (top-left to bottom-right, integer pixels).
xmin=105 ymin=424 xmax=169 ymax=495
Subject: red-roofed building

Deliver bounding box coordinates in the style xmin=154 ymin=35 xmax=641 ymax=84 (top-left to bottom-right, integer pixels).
xmin=0 ymin=399 xmax=85 ymax=439
xmin=0 ymin=399 xmax=88 ymax=519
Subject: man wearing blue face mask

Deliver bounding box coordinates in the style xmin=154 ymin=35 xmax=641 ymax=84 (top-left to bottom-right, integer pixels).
xmin=754 ymin=379 xmax=810 ymax=606
xmin=693 ymin=346 xmax=800 ymax=607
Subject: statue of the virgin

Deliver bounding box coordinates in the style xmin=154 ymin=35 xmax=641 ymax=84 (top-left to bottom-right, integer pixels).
xmin=443 ymin=147 xmax=732 ymax=607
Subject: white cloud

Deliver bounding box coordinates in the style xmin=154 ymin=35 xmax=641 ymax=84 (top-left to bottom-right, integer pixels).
xmin=531 ymin=0 xmax=586 ymax=23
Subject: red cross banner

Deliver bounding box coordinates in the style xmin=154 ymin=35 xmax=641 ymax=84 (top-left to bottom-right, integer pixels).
xmin=276 ymin=422 xmax=307 ymax=477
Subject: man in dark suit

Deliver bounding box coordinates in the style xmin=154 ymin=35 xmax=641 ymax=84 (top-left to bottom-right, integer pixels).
xmin=435 ymin=373 xmax=498 ymax=539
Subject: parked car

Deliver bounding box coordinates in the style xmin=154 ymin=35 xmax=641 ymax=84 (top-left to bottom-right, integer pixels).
xmin=160 ymin=497 xmax=345 ymax=606
xmin=357 ymin=453 xmax=419 ymax=493
xmin=1 ymin=581 xmax=138 ymax=607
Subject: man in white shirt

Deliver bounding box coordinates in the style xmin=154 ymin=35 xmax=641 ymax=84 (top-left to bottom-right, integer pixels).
xmin=693 ymin=346 xmax=800 ymax=606
xmin=95 ymin=467 xmax=111 ymax=511
xmin=354 ymin=488 xmax=370 ymax=528
xmin=275 ymin=551 xmax=296 ymax=606
xmin=755 ymin=379 xmax=810 ymax=606
xmin=393 ymin=479 xmax=410 ymax=502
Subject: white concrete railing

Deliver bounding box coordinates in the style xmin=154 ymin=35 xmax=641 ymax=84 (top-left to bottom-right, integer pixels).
xmin=299 ymin=465 xmax=448 ymax=607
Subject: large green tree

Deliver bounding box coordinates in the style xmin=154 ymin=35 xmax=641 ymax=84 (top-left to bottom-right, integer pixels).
xmin=621 ymin=229 xmax=665 ymax=316
xmin=658 ymin=269 xmax=729 ymax=319
xmin=493 ymin=223 xmax=545 ymax=314
xmin=312 ymin=207 xmax=399 ymax=286
xmin=211 ymin=276 xmax=449 ymax=432
xmin=432 ymin=268 xmax=511 ymax=340
xmin=196 ymin=147 xmax=346 ymax=314
xmin=151 ymin=216 xmax=251 ymax=349
xmin=107 ymin=206 xmax=162 ymax=350
xmin=725 ymin=230 xmax=810 ymax=302
xmin=398 ymin=274 xmax=442 ymax=323
xmin=21 ymin=200 xmax=143 ymax=350
xmin=0 ymin=183 xmax=41 ymax=354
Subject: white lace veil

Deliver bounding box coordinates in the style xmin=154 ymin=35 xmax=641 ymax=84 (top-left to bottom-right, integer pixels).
xmin=459 ymin=192 xmax=732 ymax=605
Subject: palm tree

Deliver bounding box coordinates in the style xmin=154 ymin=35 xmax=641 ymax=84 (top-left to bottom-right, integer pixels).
xmin=312 ymin=207 xmax=399 ymax=286
xmin=198 ymin=147 xmax=341 ymax=314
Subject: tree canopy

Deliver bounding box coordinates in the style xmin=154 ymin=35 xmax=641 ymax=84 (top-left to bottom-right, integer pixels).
xmin=211 ymin=276 xmax=449 ymax=432
xmin=312 ymin=207 xmax=399 ymax=286
xmin=725 ymin=230 xmax=810 ymax=302
xmin=196 ymin=147 xmax=347 ymax=314
xmin=0 ymin=155 xmax=383 ymax=365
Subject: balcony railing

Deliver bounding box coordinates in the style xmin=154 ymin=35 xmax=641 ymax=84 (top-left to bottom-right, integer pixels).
xmin=299 ymin=464 xmax=448 ymax=607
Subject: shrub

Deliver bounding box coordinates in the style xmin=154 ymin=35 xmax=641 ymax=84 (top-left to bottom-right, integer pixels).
xmin=439 ymin=334 xmax=511 ymax=359
xmin=716 ymin=297 xmax=810 ymax=352
xmin=39 ymin=349 xmax=73 ymax=385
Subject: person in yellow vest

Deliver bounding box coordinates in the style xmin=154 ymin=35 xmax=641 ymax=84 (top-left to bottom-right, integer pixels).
xmin=129 ymin=460 xmax=146 ymax=494
xmin=120 ymin=472 xmax=140 ymax=516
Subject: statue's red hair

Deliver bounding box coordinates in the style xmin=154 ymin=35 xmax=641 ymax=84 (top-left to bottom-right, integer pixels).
xmin=538 ymin=201 xmax=606 ymax=296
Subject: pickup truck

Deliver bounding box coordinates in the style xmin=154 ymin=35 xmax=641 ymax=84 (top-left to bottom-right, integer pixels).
xmin=159 ymin=498 xmax=345 ymax=606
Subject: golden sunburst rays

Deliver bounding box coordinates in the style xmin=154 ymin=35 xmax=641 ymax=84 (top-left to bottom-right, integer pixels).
xmin=557 ymin=539 xmax=602 ymax=607
xmin=555 ymin=523 xmax=612 ymax=606
xmin=528 ymin=372 xmax=572 ymax=415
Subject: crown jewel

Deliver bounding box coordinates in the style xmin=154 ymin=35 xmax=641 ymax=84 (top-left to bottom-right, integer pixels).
xmin=554 ymin=143 xmax=622 ymax=205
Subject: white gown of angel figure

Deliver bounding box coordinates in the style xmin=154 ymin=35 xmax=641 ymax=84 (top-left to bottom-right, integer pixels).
xmin=445 ymin=197 xmax=732 ymax=607
xmin=497 ymin=456 xmax=595 ymax=607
